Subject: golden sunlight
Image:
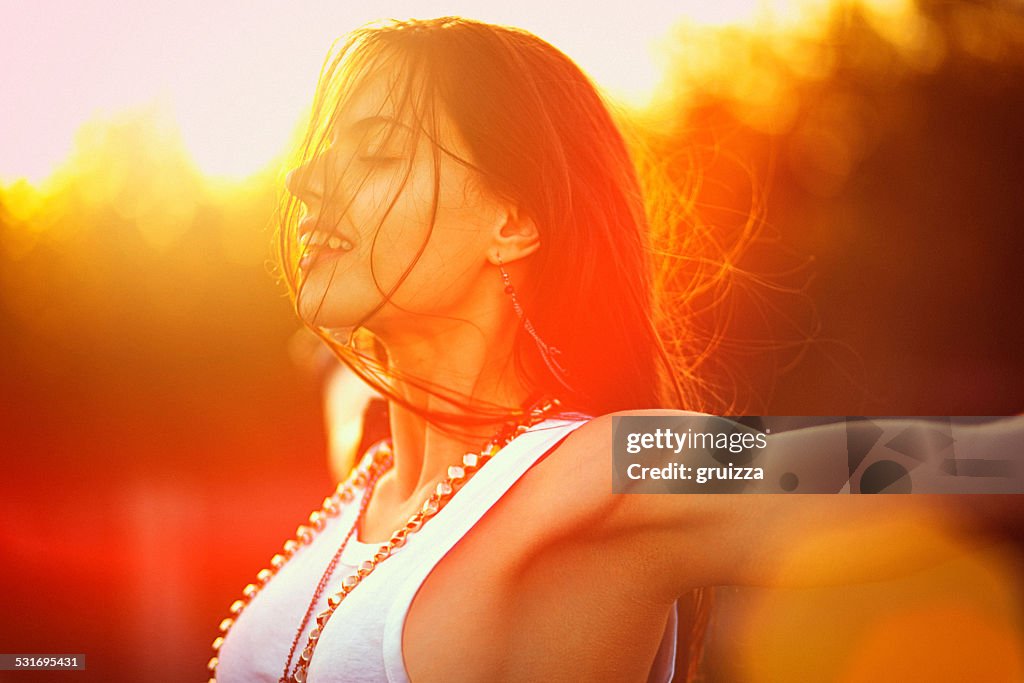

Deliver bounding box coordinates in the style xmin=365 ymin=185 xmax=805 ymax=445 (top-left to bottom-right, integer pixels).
xmin=0 ymin=0 xmax=921 ymax=185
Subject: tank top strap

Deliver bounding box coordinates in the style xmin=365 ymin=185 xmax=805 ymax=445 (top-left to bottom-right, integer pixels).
xmin=380 ymin=417 xmax=590 ymax=682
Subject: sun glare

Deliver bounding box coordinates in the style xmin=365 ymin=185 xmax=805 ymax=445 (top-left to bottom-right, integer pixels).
xmin=0 ymin=0 xmax=918 ymax=186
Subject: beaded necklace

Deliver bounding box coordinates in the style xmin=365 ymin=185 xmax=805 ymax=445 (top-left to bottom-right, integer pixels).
xmin=207 ymin=399 xmax=560 ymax=683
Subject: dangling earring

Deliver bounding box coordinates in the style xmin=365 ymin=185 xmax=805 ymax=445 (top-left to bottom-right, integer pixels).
xmin=496 ymin=254 xmax=574 ymax=393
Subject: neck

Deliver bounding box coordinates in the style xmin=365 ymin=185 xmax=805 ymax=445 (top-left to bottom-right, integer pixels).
xmin=374 ymin=309 xmax=534 ymax=503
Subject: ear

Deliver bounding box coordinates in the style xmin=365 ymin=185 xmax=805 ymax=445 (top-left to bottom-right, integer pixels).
xmin=486 ymin=205 xmax=540 ymax=265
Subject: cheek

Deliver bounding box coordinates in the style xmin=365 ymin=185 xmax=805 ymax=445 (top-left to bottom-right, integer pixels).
xmin=337 ymin=149 xmax=492 ymax=304
xmin=365 ymin=182 xmax=437 ymax=286
xmin=412 ymin=229 xmax=493 ymax=308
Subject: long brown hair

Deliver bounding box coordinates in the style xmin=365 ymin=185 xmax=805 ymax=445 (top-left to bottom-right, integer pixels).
xmin=277 ymin=17 xmax=718 ymax=419
xmin=277 ymin=17 xmax=719 ymax=676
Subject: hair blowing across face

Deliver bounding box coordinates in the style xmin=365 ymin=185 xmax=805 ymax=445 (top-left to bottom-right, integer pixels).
xmin=281 ymin=17 xmax=696 ymax=420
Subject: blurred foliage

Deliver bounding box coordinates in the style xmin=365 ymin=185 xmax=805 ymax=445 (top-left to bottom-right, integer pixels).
xmin=0 ymin=2 xmax=1022 ymax=680
xmin=2 ymin=1 xmax=1022 ymax=418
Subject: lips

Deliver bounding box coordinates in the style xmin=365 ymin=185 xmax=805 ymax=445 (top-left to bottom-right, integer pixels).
xmin=299 ymin=216 xmax=355 ymax=245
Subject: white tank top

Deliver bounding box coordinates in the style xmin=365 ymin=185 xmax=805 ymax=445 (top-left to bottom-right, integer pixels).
xmin=216 ymin=418 xmax=678 ymax=682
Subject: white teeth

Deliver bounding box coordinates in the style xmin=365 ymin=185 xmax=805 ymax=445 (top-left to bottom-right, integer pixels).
xmin=300 ymin=231 xmax=354 ymax=251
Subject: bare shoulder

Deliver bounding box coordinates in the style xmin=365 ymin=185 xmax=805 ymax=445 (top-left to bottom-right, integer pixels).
xmin=518 ymin=410 xmax=744 ymax=596
xmin=520 ymin=410 xmax=711 ymax=541
xmin=542 ymin=408 xmax=710 ymax=471
xmin=552 ymin=409 xmax=712 ymax=446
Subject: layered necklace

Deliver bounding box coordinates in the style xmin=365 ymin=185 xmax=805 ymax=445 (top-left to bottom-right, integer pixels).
xmin=207 ymin=398 xmax=560 ymax=683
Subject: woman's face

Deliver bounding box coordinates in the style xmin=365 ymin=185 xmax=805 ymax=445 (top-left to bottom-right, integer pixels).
xmin=287 ymin=65 xmax=503 ymax=336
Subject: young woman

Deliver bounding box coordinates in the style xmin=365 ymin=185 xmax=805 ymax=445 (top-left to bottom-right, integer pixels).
xmin=210 ymin=17 xmax=1022 ymax=682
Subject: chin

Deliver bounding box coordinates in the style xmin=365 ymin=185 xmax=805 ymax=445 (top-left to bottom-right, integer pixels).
xmin=295 ymin=294 xmax=374 ymax=333
xmin=296 ymin=296 xmax=342 ymax=328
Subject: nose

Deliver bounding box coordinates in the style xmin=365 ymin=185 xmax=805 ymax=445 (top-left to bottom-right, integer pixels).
xmin=286 ymin=155 xmax=326 ymax=208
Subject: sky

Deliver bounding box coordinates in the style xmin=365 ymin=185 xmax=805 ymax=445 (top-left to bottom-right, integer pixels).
xmin=0 ymin=0 xmax=905 ymax=182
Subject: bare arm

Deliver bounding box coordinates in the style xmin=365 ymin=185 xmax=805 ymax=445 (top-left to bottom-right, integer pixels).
xmin=568 ymin=412 xmax=1024 ymax=600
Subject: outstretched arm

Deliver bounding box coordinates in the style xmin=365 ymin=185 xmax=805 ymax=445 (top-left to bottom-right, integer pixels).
xmin=565 ymin=412 xmax=1024 ymax=600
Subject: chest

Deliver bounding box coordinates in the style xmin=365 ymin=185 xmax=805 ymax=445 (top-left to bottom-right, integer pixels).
xmin=221 ymin=422 xmax=679 ymax=683
xmin=396 ymin=462 xmax=676 ymax=682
